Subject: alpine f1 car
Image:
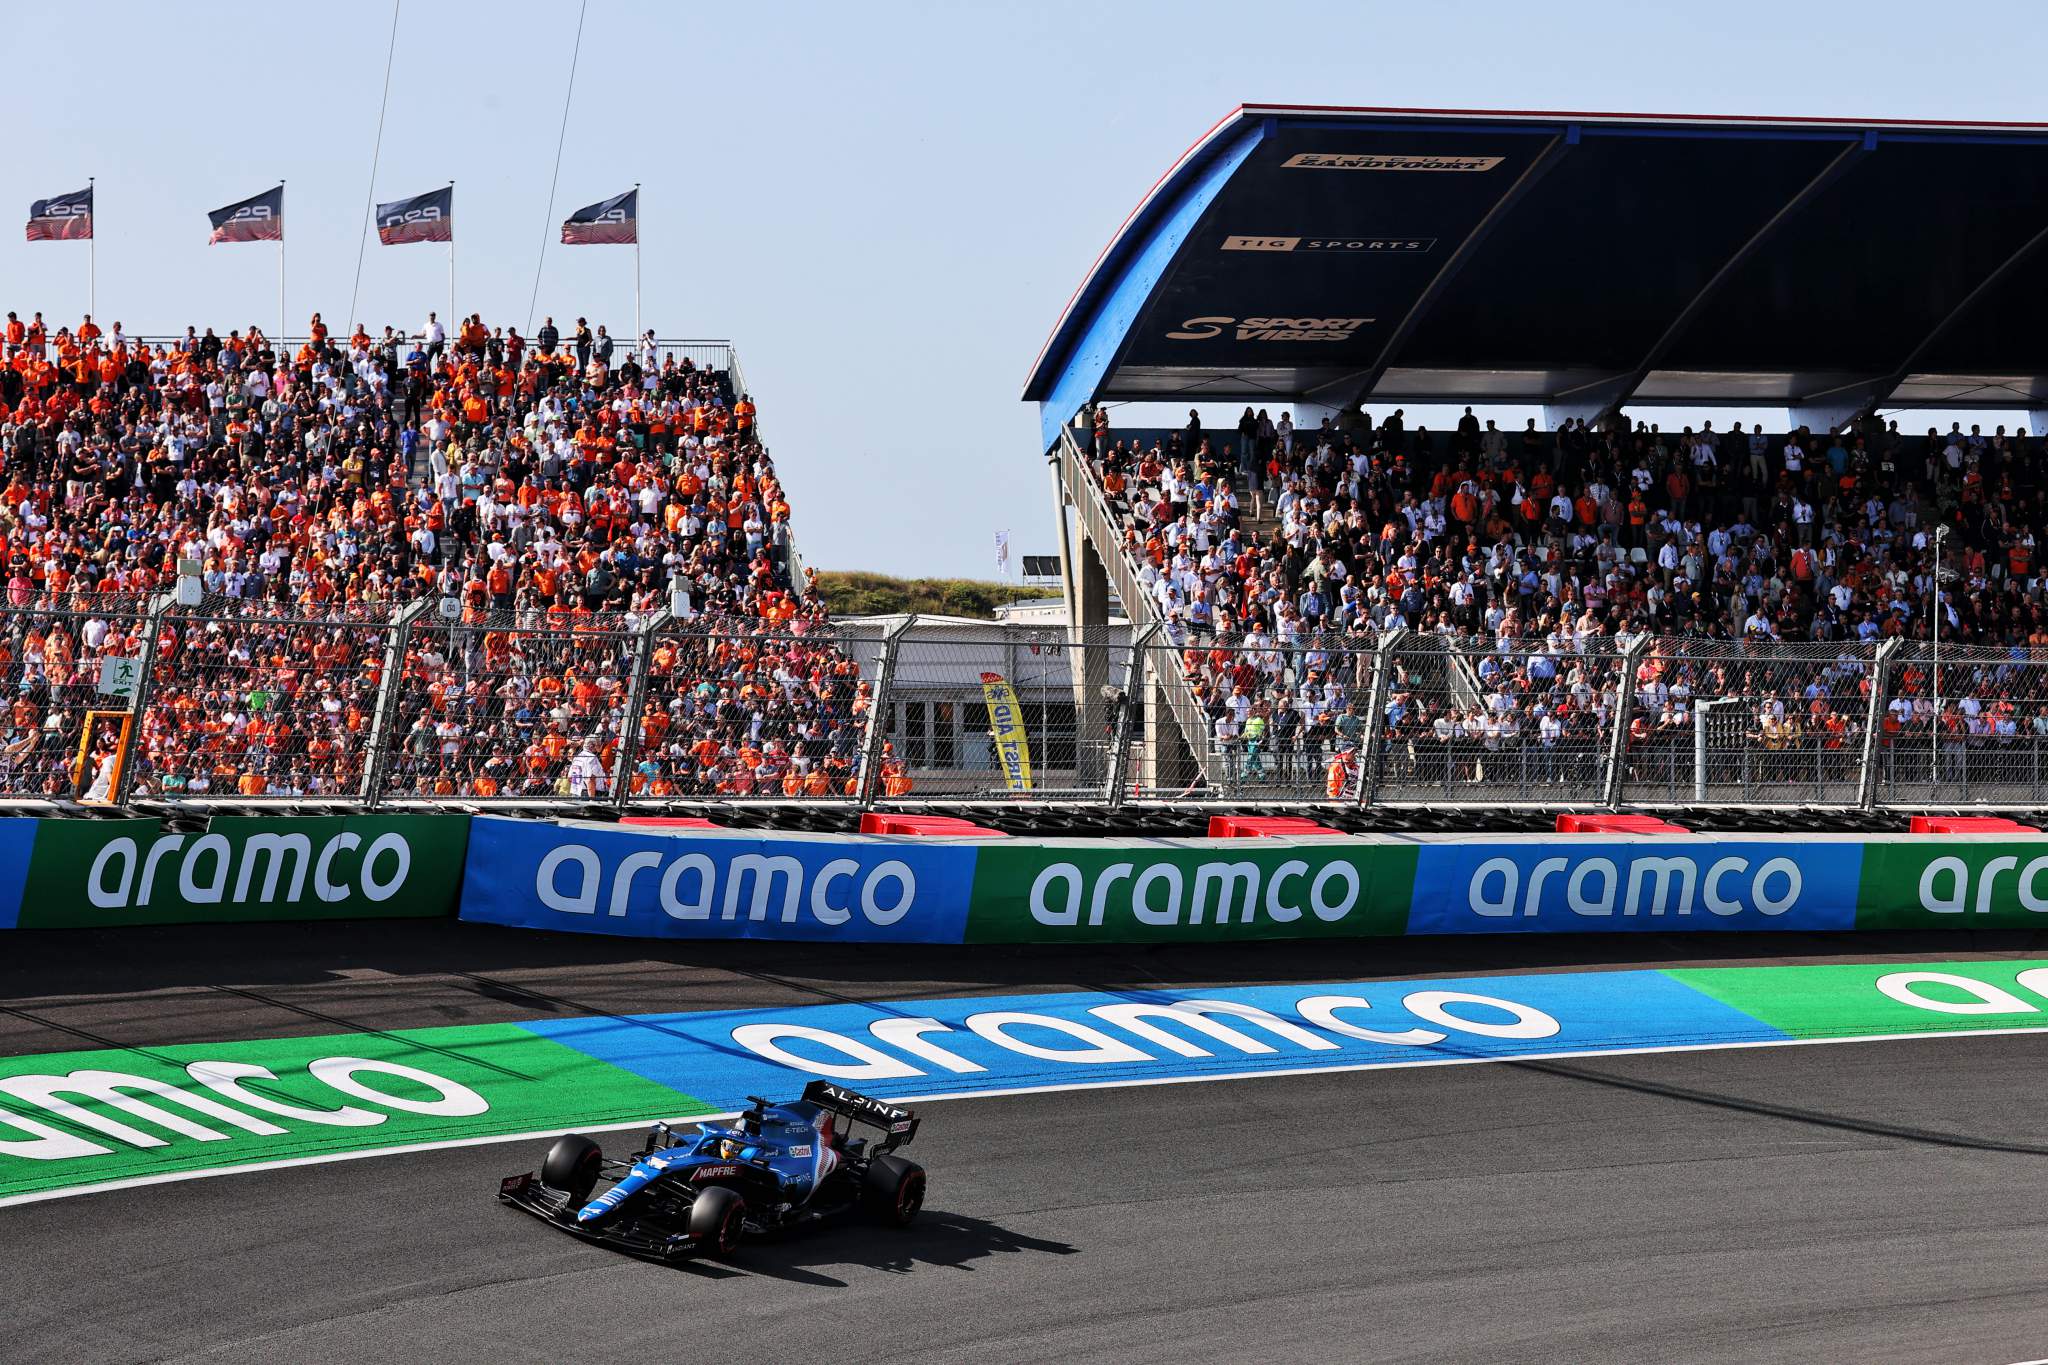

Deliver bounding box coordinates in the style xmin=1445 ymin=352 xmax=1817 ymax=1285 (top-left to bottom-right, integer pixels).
xmin=497 ymin=1080 xmax=926 ymax=1260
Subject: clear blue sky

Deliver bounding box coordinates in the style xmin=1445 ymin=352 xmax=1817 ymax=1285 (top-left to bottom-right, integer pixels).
xmin=5 ymin=1 xmax=2040 ymax=580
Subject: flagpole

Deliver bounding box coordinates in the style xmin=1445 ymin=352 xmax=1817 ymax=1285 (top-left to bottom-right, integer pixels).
xmin=633 ymin=181 xmax=642 ymax=343
xmin=87 ymin=177 xmax=96 ymax=322
xmin=447 ymin=180 xmax=455 ymax=334
xmin=277 ymin=180 xmax=286 ymax=355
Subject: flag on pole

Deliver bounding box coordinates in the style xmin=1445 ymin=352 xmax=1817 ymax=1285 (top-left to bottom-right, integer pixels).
xmin=996 ymin=530 xmax=1011 ymax=575
xmin=207 ymin=185 xmax=283 ymax=244
xmin=25 ymin=187 xmax=93 ymax=241
xmin=561 ymin=189 xmax=638 ymax=244
xmin=375 ymin=186 xmax=453 ymax=244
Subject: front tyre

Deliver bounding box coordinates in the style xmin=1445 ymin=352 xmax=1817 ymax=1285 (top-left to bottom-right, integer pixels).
xmin=541 ymin=1134 xmax=603 ymax=1206
xmin=863 ymin=1155 xmax=925 ymax=1227
xmin=688 ymin=1186 xmax=748 ymax=1258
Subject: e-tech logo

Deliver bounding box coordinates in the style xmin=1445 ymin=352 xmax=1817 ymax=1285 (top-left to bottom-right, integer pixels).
xmin=1282 ymin=152 xmax=1503 ymax=172
xmin=1166 ymin=316 xmax=1372 ymax=343
xmin=1222 ymin=235 xmax=1434 ymax=254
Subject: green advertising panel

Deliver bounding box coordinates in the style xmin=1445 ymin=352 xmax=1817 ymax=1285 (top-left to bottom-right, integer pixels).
xmin=1668 ymin=959 xmax=2048 ymax=1040
xmin=0 ymin=1022 xmax=710 ymax=1203
xmin=964 ymin=839 xmax=1419 ymax=943
xmin=1855 ymin=839 xmax=2048 ymax=930
xmin=15 ymin=814 xmax=471 ymax=928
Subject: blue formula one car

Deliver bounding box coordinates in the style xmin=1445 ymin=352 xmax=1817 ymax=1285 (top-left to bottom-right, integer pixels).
xmin=497 ymin=1081 xmax=926 ymax=1261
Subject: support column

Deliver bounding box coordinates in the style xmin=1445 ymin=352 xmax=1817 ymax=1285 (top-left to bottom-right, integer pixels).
xmin=858 ymin=615 xmax=915 ymax=808
xmin=611 ymin=607 xmax=672 ymax=810
xmin=111 ymin=594 xmax=174 ymax=807
xmin=1140 ymin=639 xmax=1194 ymax=798
xmin=1105 ymin=623 xmax=1159 ymax=806
xmin=1070 ymin=536 xmax=1111 ymax=786
xmin=1358 ymin=627 xmax=1405 ymax=807
xmin=1604 ymin=633 xmax=1650 ymax=809
xmin=1858 ymin=637 xmax=1900 ymax=810
xmin=361 ymin=598 xmax=432 ymax=808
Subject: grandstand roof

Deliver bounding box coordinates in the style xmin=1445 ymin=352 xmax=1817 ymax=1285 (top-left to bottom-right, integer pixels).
xmin=1023 ymin=105 xmax=2048 ymax=443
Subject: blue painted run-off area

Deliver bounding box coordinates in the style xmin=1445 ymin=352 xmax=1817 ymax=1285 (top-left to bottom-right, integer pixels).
xmin=521 ymin=970 xmax=1787 ymax=1111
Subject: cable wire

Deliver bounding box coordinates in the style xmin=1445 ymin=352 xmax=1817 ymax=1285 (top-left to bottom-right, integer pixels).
xmin=526 ymin=0 xmax=590 ymax=334
xmin=347 ymin=0 xmax=404 ymax=334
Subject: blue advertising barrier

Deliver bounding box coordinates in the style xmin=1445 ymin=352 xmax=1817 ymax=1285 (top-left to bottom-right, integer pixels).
xmin=1408 ymin=838 xmax=1865 ymax=933
xmin=0 ymin=817 xmax=41 ymax=929
xmin=457 ymin=816 xmax=977 ymax=943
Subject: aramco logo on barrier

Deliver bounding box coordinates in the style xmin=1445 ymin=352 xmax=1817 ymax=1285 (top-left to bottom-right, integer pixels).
xmin=87 ymin=830 xmax=415 ymax=910
xmin=536 ymin=846 xmax=919 ymax=928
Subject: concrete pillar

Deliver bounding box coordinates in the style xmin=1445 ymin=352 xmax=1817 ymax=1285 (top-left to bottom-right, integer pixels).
xmin=1141 ymin=645 xmax=1195 ymax=797
xmin=1071 ymin=536 xmax=1112 ymax=784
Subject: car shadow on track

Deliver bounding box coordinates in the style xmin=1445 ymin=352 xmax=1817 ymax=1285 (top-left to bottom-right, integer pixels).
xmin=674 ymin=1208 xmax=1079 ymax=1288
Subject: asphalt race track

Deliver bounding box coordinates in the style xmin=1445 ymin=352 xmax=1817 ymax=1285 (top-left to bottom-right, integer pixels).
xmin=6 ymin=926 xmax=2048 ymax=1363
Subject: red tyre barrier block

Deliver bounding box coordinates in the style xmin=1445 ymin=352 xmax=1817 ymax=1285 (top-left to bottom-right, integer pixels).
xmin=619 ymin=817 xmax=726 ymax=830
xmin=857 ymin=813 xmax=1007 ymax=837
xmin=1207 ymin=815 xmax=1343 ymax=838
xmin=1908 ymin=815 xmax=2042 ymax=834
xmin=1555 ymin=814 xmax=1689 ymax=835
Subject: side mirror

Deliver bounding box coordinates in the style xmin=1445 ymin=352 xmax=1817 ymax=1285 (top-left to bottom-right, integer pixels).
xmin=645 ymin=1121 xmax=672 ymax=1151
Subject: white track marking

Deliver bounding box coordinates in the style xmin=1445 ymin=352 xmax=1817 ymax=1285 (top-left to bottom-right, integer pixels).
xmin=1 ymin=1022 xmax=2044 ymax=1210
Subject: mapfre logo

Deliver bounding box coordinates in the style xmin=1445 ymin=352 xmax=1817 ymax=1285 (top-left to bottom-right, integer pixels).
xmin=1222 ymin=235 xmax=1434 ymax=254
xmin=1282 ymin=152 xmax=1502 ymax=172
xmin=1166 ymin=316 xmax=1371 ymax=342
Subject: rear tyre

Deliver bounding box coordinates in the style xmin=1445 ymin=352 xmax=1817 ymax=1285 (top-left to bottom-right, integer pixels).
xmin=541 ymin=1134 xmax=603 ymax=1206
xmin=864 ymin=1155 xmax=925 ymax=1227
xmin=688 ymin=1186 xmax=747 ymax=1258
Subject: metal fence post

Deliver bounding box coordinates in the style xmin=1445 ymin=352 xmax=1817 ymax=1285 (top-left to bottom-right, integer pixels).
xmin=1106 ymin=624 xmax=1159 ymax=806
xmin=1357 ymin=626 xmax=1406 ymax=807
xmin=1604 ymin=633 xmax=1651 ymax=809
xmin=858 ymin=615 xmax=915 ymax=808
xmin=111 ymin=593 xmax=174 ymax=807
xmin=1858 ymin=637 xmax=1900 ymax=810
xmin=611 ymin=608 xmax=672 ymax=810
xmin=360 ymin=599 xmax=431 ymax=808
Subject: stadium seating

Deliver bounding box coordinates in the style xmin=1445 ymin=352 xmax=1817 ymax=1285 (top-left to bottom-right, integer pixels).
xmin=0 ymin=312 xmax=868 ymax=800
xmin=1080 ymin=407 xmax=2048 ymax=798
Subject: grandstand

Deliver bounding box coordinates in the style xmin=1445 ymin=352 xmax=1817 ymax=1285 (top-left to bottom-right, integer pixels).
xmin=0 ymin=315 xmax=881 ymax=805
xmin=1026 ymin=106 xmax=2048 ymax=811
xmin=10 ymin=107 xmax=2048 ymax=818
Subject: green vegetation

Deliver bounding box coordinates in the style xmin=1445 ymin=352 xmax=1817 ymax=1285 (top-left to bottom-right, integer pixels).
xmin=811 ymin=571 xmax=1055 ymax=620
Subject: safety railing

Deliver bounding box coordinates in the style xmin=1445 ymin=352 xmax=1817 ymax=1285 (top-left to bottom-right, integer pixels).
xmin=4 ymin=592 xmax=2048 ymax=811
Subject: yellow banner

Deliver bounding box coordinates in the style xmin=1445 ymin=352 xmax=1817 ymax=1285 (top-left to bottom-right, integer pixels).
xmin=979 ymin=672 xmax=1035 ymax=792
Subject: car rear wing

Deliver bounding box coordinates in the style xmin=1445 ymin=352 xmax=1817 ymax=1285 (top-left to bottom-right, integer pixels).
xmin=802 ymin=1080 xmax=920 ymax=1150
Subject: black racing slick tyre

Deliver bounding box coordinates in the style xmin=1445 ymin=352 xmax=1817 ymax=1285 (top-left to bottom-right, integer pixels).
xmin=688 ymin=1186 xmax=747 ymax=1258
xmin=542 ymin=1134 xmax=603 ymax=1206
xmin=864 ymin=1155 xmax=925 ymax=1227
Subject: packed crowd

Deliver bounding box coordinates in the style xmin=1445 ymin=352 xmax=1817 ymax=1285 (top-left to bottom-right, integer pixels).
xmin=1084 ymin=401 xmax=2048 ymax=794
xmin=0 ymin=308 xmax=875 ymax=800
